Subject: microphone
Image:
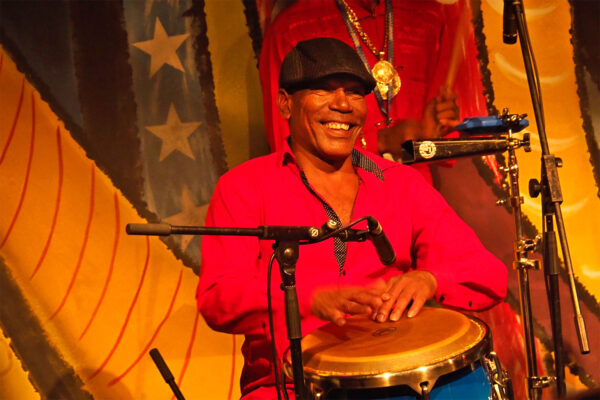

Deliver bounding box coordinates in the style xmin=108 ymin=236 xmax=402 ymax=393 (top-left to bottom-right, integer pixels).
xmin=366 ymin=217 xmax=396 ymax=265
xmin=503 ymin=0 xmax=517 ymax=44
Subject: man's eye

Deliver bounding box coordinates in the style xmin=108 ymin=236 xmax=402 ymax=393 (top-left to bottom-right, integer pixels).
xmin=347 ymin=91 xmax=365 ymax=98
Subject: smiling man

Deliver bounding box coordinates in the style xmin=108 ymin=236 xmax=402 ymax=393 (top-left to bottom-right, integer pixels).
xmin=196 ymin=38 xmax=507 ymax=399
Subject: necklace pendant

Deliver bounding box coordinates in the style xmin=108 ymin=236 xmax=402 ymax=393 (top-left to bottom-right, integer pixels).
xmin=371 ymin=60 xmax=401 ymax=100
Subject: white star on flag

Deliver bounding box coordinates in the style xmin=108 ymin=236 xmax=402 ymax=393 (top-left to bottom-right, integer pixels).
xmin=132 ymin=17 xmax=189 ymax=77
xmin=146 ymin=103 xmax=202 ymax=161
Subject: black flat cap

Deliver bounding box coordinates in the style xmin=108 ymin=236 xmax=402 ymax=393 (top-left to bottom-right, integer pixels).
xmin=279 ymin=37 xmax=376 ymax=93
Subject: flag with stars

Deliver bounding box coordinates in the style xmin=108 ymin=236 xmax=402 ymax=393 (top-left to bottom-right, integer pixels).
xmin=123 ymin=0 xmax=227 ymax=264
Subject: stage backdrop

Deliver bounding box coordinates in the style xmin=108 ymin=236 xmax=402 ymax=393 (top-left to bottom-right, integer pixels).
xmin=0 ymin=0 xmax=598 ymax=399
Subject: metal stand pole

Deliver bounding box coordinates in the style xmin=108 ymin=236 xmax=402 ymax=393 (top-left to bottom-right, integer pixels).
xmin=504 ymin=1 xmax=590 ymax=396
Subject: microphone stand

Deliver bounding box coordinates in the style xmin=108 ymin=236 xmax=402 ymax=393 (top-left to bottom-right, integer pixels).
xmin=126 ymin=222 xmax=371 ymax=400
xmin=505 ymin=1 xmax=590 ymax=398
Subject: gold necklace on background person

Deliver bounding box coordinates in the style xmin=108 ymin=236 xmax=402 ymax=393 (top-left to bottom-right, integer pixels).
xmin=340 ymin=0 xmax=400 ymax=101
xmin=337 ymin=0 xmax=400 ymax=149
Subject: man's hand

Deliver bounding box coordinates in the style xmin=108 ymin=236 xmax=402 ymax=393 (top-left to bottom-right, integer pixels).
xmin=311 ymin=283 xmax=385 ymax=326
xmin=422 ymin=85 xmax=460 ymax=139
xmin=373 ymin=271 xmax=437 ymax=322
xmin=377 ymin=86 xmax=460 ymax=160
xmin=377 ymin=119 xmax=422 ymax=158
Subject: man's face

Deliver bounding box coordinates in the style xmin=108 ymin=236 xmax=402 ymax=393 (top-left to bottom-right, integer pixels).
xmin=278 ymin=74 xmax=367 ymax=164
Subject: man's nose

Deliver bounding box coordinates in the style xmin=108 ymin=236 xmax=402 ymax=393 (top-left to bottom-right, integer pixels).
xmin=329 ymin=88 xmax=352 ymax=112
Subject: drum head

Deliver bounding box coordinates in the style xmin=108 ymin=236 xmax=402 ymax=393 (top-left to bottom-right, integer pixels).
xmin=297 ymin=307 xmax=490 ymax=392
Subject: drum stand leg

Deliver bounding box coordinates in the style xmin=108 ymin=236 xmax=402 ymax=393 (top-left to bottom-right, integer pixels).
xmin=500 ymin=134 xmax=554 ymax=400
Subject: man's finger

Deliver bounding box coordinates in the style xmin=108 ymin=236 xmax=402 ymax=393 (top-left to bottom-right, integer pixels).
xmin=389 ymin=289 xmax=415 ymax=321
xmin=406 ymin=294 xmax=427 ymax=318
xmin=350 ymin=290 xmax=384 ymax=310
xmin=344 ymin=300 xmax=372 ymax=316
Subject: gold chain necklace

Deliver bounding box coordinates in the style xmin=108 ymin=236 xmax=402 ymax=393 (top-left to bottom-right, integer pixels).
xmin=339 ymin=0 xmax=401 ymax=103
xmin=341 ymin=0 xmax=388 ymax=60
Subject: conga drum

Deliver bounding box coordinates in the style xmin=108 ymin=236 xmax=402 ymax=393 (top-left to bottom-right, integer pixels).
xmin=284 ymin=307 xmax=511 ymax=399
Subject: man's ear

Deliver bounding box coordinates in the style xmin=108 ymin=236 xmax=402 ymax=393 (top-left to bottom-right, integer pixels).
xmin=277 ymin=89 xmax=292 ymax=120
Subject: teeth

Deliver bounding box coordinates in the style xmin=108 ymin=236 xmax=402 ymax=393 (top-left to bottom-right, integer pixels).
xmin=324 ymin=122 xmax=350 ymax=131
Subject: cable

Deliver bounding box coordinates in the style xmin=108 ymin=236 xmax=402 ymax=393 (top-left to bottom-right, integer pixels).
xmin=267 ymin=252 xmax=287 ymax=400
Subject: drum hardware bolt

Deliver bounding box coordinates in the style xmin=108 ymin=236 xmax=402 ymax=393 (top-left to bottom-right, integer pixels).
xmin=509 ymin=195 xmax=524 ymax=208
xmin=283 ymin=248 xmax=295 ymax=259
xmin=514 ymin=257 xmax=540 ymax=271
xmin=522 ymin=132 xmax=532 ymax=152
xmin=514 ymin=236 xmax=541 ymax=269
xmin=554 ymin=157 xmax=563 ymax=168
xmin=516 ymin=236 xmax=541 ymax=253
xmin=529 ymin=375 xmax=555 ymax=389
xmin=308 ymin=227 xmax=320 ymax=238
xmin=528 ymin=178 xmax=543 ymax=198
xmin=495 ymin=198 xmax=508 ymax=206
xmin=326 ymin=219 xmax=338 ymax=230
xmin=312 ymin=386 xmax=324 ymax=399
xmin=419 ymin=381 xmax=430 ymax=400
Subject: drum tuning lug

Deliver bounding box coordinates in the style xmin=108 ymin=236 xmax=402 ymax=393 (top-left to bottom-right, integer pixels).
xmin=483 ymin=352 xmax=512 ymax=400
xmin=420 ymin=382 xmax=431 ymax=400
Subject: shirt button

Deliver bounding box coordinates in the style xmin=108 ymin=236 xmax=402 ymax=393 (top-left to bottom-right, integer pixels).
xmin=342 ymin=270 xmax=346 ymax=276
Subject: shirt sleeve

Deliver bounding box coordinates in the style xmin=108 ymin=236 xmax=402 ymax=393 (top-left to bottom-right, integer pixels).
xmin=405 ymin=170 xmax=508 ymax=310
xmin=196 ymin=172 xmax=270 ymax=335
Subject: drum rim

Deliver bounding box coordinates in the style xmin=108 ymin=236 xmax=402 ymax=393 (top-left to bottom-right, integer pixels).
xmin=284 ymin=314 xmax=492 ymax=395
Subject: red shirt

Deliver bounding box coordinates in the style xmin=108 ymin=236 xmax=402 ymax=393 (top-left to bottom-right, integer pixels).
xmin=196 ymin=142 xmax=507 ymax=398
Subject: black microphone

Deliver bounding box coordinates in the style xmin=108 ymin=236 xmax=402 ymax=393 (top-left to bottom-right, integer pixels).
xmin=366 ymin=217 xmax=396 ymax=265
xmin=503 ymin=0 xmax=517 ymax=44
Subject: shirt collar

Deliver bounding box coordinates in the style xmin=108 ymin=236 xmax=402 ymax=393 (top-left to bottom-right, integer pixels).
xmin=277 ymin=138 xmax=385 ymax=182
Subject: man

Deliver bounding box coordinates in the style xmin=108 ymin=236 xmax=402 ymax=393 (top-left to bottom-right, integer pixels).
xmin=197 ymin=38 xmax=507 ymax=399
xmin=259 ymin=0 xmax=487 ymax=181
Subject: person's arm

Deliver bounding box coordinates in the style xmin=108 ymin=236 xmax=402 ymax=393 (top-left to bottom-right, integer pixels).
xmin=196 ymin=172 xmax=270 ymax=335
xmin=258 ymin=21 xmax=293 ymax=153
xmin=409 ymin=173 xmax=508 ymax=310
xmin=376 ymin=85 xmax=461 ymax=159
xmin=374 ymin=169 xmax=507 ymax=320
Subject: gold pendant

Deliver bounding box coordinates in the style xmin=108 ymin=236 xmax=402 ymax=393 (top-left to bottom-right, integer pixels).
xmin=371 ymin=60 xmax=401 ymax=100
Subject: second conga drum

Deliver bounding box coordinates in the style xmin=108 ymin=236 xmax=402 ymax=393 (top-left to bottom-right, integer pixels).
xmin=285 ymin=307 xmax=510 ymax=399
